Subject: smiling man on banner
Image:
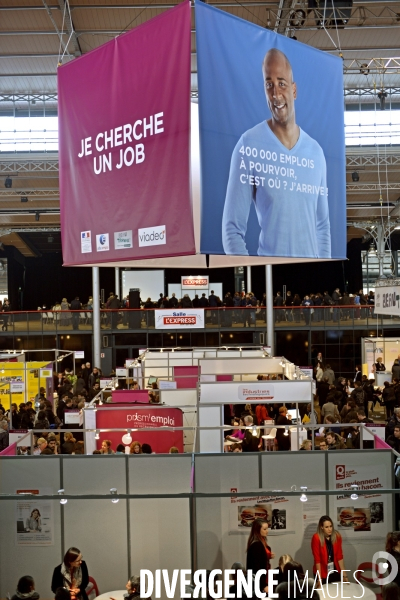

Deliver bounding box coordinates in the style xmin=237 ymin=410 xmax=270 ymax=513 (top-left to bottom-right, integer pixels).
xmin=222 ymin=48 xmax=331 ymax=259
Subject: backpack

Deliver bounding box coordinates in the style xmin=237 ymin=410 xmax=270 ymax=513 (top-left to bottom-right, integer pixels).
xmin=354 ymin=387 xmax=365 ymax=406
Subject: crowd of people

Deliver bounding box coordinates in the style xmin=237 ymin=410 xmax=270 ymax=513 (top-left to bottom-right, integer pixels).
xmin=0 ymin=363 xmax=177 ymax=455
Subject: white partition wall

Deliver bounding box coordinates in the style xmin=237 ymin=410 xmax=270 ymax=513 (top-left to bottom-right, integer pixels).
xmin=0 ymin=455 xmax=192 ymax=600
xmin=194 ymin=451 xmax=394 ymax=576
xmin=63 ymin=456 xmax=129 ymax=593
xmin=160 ymin=388 xmax=197 ymax=451
xmin=0 ymin=451 xmax=395 ymax=599
xmin=0 ymin=458 xmax=63 ymax=598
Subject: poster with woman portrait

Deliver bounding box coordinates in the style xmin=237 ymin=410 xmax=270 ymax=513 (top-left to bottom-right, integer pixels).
xmin=15 ymin=489 xmax=54 ymax=546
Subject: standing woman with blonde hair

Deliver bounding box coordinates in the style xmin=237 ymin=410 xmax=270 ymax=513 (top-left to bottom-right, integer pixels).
xmin=311 ymin=515 xmax=348 ymax=584
xmin=246 ymin=519 xmax=275 ymax=595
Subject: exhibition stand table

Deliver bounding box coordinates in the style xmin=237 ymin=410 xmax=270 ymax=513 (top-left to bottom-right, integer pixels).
xmin=96 ymin=590 xmax=126 ymax=600
xmin=322 ymin=582 xmax=375 ymax=600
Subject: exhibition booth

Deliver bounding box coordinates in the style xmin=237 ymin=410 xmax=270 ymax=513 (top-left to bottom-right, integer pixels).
xmin=84 ymin=347 xmax=313 ymax=453
xmin=0 ymin=450 xmax=394 ymax=600
xmin=362 ymin=336 xmax=400 ymax=384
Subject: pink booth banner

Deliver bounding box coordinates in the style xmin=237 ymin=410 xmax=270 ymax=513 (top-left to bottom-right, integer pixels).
xmin=95 ymin=406 xmax=183 ymax=453
xmin=112 ymin=390 xmax=149 ymax=403
xmin=0 ymin=442 xmax=17 ymax=456
xmin=58 ymin=2 xmax=195 ymax=265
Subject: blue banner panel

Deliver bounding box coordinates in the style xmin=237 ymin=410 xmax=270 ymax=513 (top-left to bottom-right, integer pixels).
xmin=196 ymin=2 xmax=346 ymax=260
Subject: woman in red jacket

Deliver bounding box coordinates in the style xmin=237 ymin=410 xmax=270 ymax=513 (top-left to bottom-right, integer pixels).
xmin=311 ymin=515 xmax=348 ymax=584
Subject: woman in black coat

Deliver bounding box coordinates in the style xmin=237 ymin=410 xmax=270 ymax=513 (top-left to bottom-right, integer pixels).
xmin=246 ymin=519 xmax=275 ymax=595
xmin=51 ymin=547 xmax=89 ymax=600
xmin=275 ymin=407 xmax=291 ymax=451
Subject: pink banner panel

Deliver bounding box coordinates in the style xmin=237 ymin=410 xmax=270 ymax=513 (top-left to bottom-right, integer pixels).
xmin=58 ymin=2 xmax=194 ymax=265
xmin=0 ymin=442 xmax=17 ymax=456
xmin=174 ymin=366 xmax=199 ymax=389
xmin=374 ymin=435 xmax=391 ymax=449
xmin=95 ymin=406 xmax=183 ymax=453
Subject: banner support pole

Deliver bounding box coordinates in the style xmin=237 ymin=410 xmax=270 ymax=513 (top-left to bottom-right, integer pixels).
xmin=265 ymin=264 xmax=274 ymax=355
xmin=92 ymin=267 xmax=101 ymax=369
xmin=246 ymin=266 xmax=252 ymax=292
xmin=115 ymin=267 xmax=120 ymax=298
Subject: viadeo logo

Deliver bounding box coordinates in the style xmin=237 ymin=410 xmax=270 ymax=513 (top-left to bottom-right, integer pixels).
xmin=138 ymin=225 xmax=166 ymax=247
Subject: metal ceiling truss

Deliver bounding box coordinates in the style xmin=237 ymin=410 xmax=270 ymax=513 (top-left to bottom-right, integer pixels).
xmin=347 ymin=183 xmax=400 ymax=191
xmin=0 ymin=159 xmax=58 ymax=174
xmin=0 ymin=189 xmax=58 ymax=197
xmin=344 ymin=58 xmax=400 ymax=76
xmin=0 ymin=227 xmax=60 ymax=236
xmin=346 ymin=153 xmax=400 ymax=168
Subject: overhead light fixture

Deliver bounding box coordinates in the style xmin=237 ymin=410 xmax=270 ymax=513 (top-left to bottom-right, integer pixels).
xmin=21 ymin=196 xmax=28 ymax=203
xmin=266 ymin=9 xmax=272 ymax=28
xmin=368 ymin=243 xmax=377 ymax=255
xmin=350 ymin=484 xmax=359 ymax=500
xmin=35 ymin=212 xmax=40 ymax=221
xmin=58 ymin=489 xmax=68 ymax=505
xmin=110 ymin=488 xmax=119 ymax=503
xmin=378 ymin=91 xmax=387 ymax=111
xmin=4 ymin=177 xmax=12 ymax=189
xmin=122 ymin=429 xmax=132 ymax=445
xmin=300 ymin=486 xmax=308 ymax=502
xmin=359 ymin=63 xmax=369 ymax=75
xmin=352 ymin=171 xmax=360 ymax=182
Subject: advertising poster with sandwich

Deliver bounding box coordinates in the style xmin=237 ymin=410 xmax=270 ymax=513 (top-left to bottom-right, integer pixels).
xmin=330 ymin=463 xmax=388 ymax=539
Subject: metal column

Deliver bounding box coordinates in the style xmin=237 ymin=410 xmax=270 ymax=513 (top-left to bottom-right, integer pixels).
xmin=265 ymin=264 xmax=274 ymax=355
xmin=92 ymin=267 xmax=101 ymax=368
xmin=247 ymin=266 xmax=252 ymax=292
xmin=115 ymin=267 xmax=120 ymax=298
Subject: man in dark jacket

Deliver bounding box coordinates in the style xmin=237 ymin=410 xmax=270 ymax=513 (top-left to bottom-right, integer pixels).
xmin=386 ymin=408 xmax=400 ymax=440
xmin=351 ymin=381 xmax=365 ymax=408
xmin=169 ymin=293 xmax=178 ymax=308
xmin=274 ymin=291 xmax=284 ymax=323
xmin=108 ymin=294 xmax=121 ymax=329
xmin=332 ymin=288 xmax=341 ymax=322
xmin=242 ymin=416 xmax=260 ymax=452
xmin=199 ymin=293 xmax=209 ymax=308
xmin=317 ymin=376 xmax=330 ymax=408
xmin=387 ymin=425 xmax=400 ymax=452
xmin=209 ymin=290 xmax=218 ymax=324
xmin=285 ymin=291 xmax=294 ymax=322
xmin=70 ymin=296 xmax=82 ymax=330
xmin=181 ymin=294 xmax=193 ymax=308
xmin=382 ymin=380 xmax=396 ymax=420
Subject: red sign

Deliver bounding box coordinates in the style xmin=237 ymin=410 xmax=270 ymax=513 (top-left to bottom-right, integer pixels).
xmin=95 ymin=406 xmax=183 ymax=453
xmin=164 ymin=316 xmax=197 ymax=325
xmin=182 ymin=278 xmax=208 ymax=286
xmin=336 ymin=465 xmax=346 ymax=480
xmin=181 ymin=276 xmax=209 ymax=289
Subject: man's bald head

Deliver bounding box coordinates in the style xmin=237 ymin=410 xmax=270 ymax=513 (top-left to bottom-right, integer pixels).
xmin=262 ymin=48 xmax=293 ymax=83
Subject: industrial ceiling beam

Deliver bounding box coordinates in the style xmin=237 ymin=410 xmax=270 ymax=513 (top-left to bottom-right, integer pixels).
xmin=57 ymin=0 xmax=81 ymax=58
